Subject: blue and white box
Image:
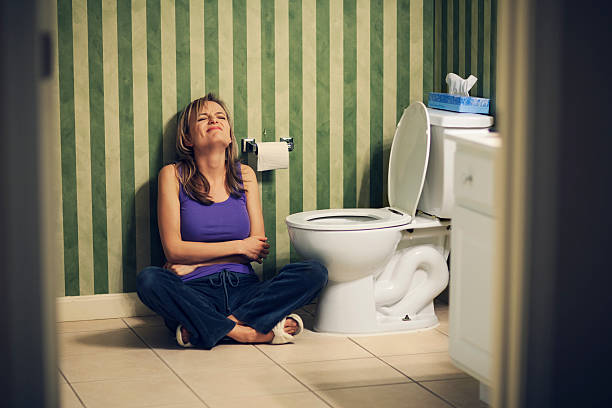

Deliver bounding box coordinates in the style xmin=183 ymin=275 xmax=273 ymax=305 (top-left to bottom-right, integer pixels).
xmin=428 ymin=92 xmax=490 ymax=114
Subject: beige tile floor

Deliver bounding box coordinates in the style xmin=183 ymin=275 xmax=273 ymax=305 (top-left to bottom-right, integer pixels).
xmin=58 ymin=301 xmax=487 ymax=408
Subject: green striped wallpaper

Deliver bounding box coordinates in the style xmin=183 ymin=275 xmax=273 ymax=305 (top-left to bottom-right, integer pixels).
xmin=53 ymin=0 xmax=496 ymax=296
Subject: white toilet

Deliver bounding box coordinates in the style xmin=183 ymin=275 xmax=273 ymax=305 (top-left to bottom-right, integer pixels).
xmin=286 ymin=102 xmax=493 ymax=334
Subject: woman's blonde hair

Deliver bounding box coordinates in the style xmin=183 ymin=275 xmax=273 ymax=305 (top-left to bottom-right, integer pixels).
xmin=175 ymin=93 xmax=244 ymax=205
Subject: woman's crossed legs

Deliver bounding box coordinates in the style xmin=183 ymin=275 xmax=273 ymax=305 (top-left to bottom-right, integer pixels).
xmin=137 ymin=260 xmax=327 ymax=349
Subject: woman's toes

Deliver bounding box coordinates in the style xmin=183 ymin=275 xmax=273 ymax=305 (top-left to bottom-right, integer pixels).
xmin=282 ymin=317 xmax=299 ymax=334
xmin=181 ymin=327 xmax=190 ymax=343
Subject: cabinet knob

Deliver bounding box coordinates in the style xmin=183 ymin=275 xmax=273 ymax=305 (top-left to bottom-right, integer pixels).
xmin=463 ymin=174 xmax=473 ymax=185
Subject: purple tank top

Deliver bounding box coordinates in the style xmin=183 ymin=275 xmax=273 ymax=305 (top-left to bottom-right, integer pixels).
xmin=178 ymin=163 xmax=253 ymax=281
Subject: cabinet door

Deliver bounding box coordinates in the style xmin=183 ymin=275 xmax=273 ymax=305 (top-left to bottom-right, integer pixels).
xmin=449 ymin=205 xmax=494 ymax=384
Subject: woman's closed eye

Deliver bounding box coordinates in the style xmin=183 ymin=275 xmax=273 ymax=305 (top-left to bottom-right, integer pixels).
xmin=198 ymin=113 xmax=226 ymax=121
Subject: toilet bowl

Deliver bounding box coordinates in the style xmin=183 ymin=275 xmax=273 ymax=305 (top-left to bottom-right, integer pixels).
xmin=286 ymin=102 xmax=493 ymax=334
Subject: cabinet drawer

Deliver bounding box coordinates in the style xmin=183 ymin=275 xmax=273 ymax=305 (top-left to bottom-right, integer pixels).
xmin=454 ymin=148 xmax=495 ymax=216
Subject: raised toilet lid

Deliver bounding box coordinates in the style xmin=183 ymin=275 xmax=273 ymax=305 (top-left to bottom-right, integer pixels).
xmin=387 ymin=101 xmax=430 ymax=218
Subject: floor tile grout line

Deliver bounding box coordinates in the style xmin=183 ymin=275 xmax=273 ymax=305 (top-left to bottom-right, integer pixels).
xmin=347 ymin=337 xmax=458 ymax=408
xmin=346 ymin=337 xmax=417 ymax=382
xmin=123 ymin=321 xmax=212 ymax=408
xmin=59 ymin=368 xmax=87 ymax=408
xmin=59 ymin=373 xmax=190 ymax=385
xmin=308 ymin=380 xmax=426 ymax=393
xmin=351 ymin=350 xmax=453 ymax=358
xmin=310 ymin=380 xmax=414 ymax=393
xmin=268 ymin=353 xmax=388 ymax=365
xmin=253 ymin=344 xmax=335 ymax=408
xmin=418 ymin=377 xmax=473 ymax=384
xmin=413 ymin=381 xmax=459 ymax=408
xmin=57 ymin=326 xmax=131 ymax=335
xmin=367 ymin=350 xmax=454 ymax=358
xmin=436 ymin=328 xmax=449 ymax=337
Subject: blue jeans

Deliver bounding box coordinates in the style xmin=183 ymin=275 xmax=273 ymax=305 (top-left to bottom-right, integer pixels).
xmin=136 ymin=260 xmax=328 ymax=349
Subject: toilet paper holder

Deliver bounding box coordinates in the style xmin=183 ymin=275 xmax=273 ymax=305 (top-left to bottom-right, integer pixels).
xmin=241 ymin=137 xmax=294 ymax=155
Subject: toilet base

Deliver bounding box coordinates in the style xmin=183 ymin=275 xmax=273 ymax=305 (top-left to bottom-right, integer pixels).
xmin=313 ymin=275 xmax=441 ymax=335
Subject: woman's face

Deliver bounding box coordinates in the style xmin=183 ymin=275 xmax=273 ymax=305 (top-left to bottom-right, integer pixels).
xmin=188 ymin=101 xmax=231 ymax=151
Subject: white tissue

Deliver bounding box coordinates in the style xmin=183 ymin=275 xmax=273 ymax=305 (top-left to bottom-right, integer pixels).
xmin=256 ymin=142 xmax=289 ymax=171
xmin=446 ymin=73 xmax=478 ymax=96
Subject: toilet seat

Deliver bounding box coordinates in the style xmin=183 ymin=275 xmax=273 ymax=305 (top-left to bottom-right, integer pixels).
xmin=285 ymin=207 xmax=411 ymax=231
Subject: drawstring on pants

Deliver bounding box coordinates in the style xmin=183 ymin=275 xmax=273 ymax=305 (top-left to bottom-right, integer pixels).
xmin=208 ymin=270 xmax=240 ymax=314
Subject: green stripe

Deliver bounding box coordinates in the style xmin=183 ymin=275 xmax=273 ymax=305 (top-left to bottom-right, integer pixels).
xmin=117 ymin=0 xmax=136 ymax=292
xmin=316 ymin=0 xmax=330 ymax=210
xmin=434 ymin=0 xmax=444 ymax=92
xmin=176 ymin=0 xmax=191 ymax=110
xmin=204 ymin=0 xmax=219 ymax=95
xmin=261 ymin=0 xmax=276 ymax=279
xmin=452 ymin=0 xmax=459 ymax=74
xmin=477 ymin=0 xmax=484 ymax=96
xmin=343 ymin=0 xmax=356 ymax=208
xmin=465 ymin=0 xmax=472 ymax=79
xmin=289 ymin=0 xmax=303 ymax=262
xmin=397 ymin=0 xmax=410 ymax=120
xmin=233 ymin=0 xmax=247 ymax=140
xmin=440 ymin=0 xmax=447 ymax=91
xmin=147 ymin=0 xmax=164 ymax=268
xmin=87 ymin=0 xmax=108 ymax=294
xmin=458 ymin=0 xmax=464 ymax=77
xmin=370 ymin=0 xmax=383 ymax=208
xmin=435 ymin=0 xmax=440 ymax=88
xmin=490 ymin=0 xmax=497 ymax=116
xmin=423 ymin=0 xmax=434 ymax=103
xmin=58 ymin=0 xmax=79 ymax=296
xmin=483 ymin=0 xmax=490 ymax=99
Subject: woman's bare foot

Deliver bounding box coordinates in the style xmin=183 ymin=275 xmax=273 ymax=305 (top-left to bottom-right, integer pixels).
xmin=284 ymin=317 xmax=299 ymax=335
xmin=227 ymin=314 xmax=298 ymax=335
xmin=227 ymin=314 xmax=245 ymax=325
xmin=226 ymin=324 xmax=273 ymax=343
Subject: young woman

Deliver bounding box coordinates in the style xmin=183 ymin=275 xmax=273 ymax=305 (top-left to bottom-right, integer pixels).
xmin=136 ymin=93 xmax=327 ymax=349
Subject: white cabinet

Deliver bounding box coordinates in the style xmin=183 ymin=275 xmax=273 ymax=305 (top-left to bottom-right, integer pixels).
xmin=450 ymin=206 xmax=494 ymax=381
xmin=447 ymin=132 xmax=500 ymax=402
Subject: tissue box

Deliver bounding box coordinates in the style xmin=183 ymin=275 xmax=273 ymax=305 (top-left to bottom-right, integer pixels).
xmin=428 ymin=92 xmax=490 ymax=114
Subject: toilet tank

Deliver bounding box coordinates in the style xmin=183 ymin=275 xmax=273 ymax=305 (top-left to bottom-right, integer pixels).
xmin=417 ymin=108 xmax=493 ymax=218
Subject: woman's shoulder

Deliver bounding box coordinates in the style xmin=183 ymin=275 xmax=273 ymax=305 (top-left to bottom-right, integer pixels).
xmin=239 ymin=163 xmax=255 ymax=181
xmin=159 ymin=163 xmax=180 ymax=186
xmin=159 ymin=163 xmax=178 ymax=177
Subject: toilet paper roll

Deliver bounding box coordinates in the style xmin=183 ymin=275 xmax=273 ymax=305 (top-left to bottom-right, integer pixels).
xmin=256 ymin=142 xmax=289 ymax=171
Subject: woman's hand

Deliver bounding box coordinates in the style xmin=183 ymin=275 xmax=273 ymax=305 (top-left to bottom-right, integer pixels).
xmin=164 ymin=262 xmax=200 ymax=276
xmin=239 ymin=236 xmax=270 ymax=263
xmin=163 ymin=254 xmax=253 ymax=276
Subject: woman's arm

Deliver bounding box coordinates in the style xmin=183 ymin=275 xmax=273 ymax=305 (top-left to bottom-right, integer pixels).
xmin=157 ymin=164 xmax=267 ymax=264
xmin=241 ymin=164 xmax=266 ymax=238
xmin=164 ymin=255 xmax=251 ymax=276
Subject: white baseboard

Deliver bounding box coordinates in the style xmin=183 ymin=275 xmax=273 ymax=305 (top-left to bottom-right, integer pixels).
xmin=56 ymin=292 xmax=155 ymax=322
